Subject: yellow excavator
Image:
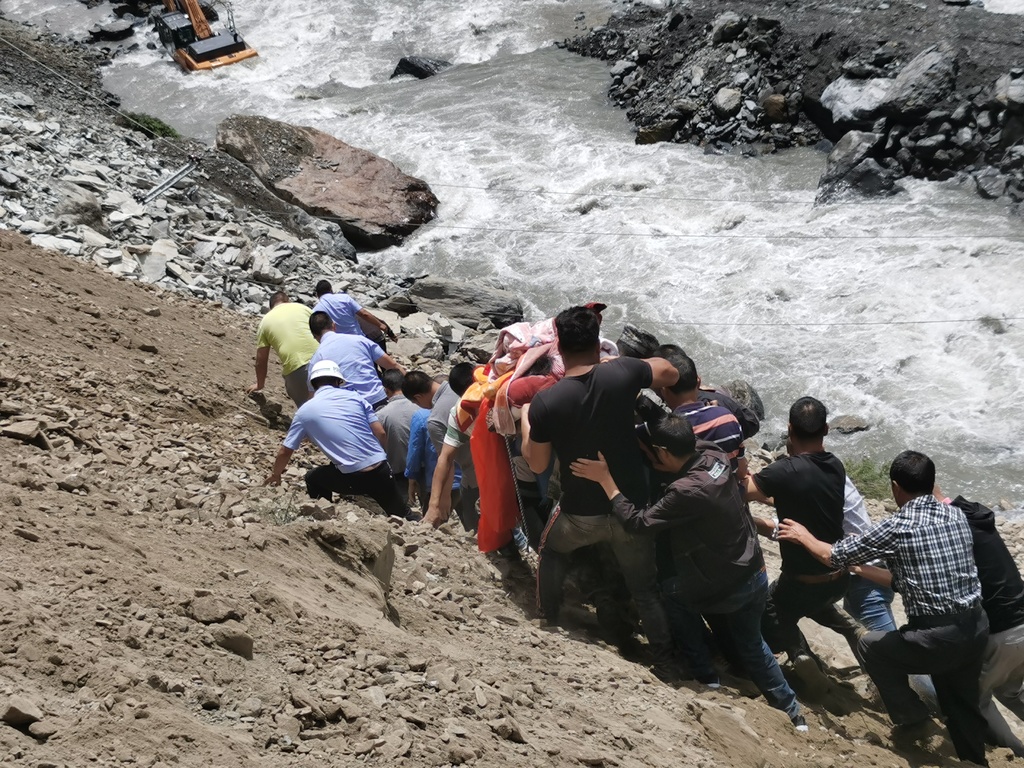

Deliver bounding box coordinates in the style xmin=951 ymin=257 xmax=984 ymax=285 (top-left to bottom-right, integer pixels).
xmin=154 ymin=0 xmax=257 ymax=72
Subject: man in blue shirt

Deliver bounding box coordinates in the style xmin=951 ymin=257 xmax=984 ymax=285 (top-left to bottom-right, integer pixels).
xmin=264 ymin=360 xmax=411 ymax=519
xmin=307 ymin=312 xmax=405 ymax=410
xmin=313 ymin=280 xmax=396 ymax=348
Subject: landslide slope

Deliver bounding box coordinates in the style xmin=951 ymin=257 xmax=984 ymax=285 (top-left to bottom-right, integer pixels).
xmin=2 ymin=233 xmax=1017 ymax=767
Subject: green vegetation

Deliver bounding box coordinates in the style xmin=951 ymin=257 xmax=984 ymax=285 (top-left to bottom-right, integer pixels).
xmin=117 ymin=111 xmax=180 ymax=139
xmin=253 ymin=496 xmax=300 ymax=526
xmin=845 ymin=457 xmax=891 ymax=501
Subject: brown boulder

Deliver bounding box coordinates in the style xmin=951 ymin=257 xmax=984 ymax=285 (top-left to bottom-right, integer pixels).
xmin=215 ymin=115 xmax=438 ymax=250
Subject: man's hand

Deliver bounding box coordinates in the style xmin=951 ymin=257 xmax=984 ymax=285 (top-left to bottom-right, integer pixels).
xmin=777 ymin=519 xmax=811 ymax=544
xmin=385 ymin=324 xmax=398 ymax=343
xmin=571 ymin=453 xmax=611 ymax=484
xmin=247 ymin=383 xmax=263 ymax=395
xmin=263 ymin=472 xmax=282 ymax=487
xmin=424 ymin=501 xmax=448 ymax=529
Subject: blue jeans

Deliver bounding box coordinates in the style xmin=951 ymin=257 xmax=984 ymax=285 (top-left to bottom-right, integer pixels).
xmin=664 ymin=568 xmax=800 ymax=719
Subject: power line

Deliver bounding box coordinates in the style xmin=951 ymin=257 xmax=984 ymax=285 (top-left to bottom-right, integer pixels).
xmin=668 ymin=317 xmax=1021 ymax=328
xmin=428 ymin=181 xmax=997 ymax=209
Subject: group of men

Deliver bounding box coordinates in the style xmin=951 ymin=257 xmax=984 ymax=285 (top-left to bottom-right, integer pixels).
xmin=251 ymin=292 xmax=1024 ymax=765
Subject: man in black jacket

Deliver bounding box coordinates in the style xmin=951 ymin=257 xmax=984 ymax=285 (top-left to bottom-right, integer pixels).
xmin=571 ymin=414 xmax=806 ymax=731
xmin=952 ymin=496 xmax=1024 ymax=756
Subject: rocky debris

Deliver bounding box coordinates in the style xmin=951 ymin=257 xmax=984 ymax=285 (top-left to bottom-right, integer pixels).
xmin=390 ymin=55 xmax=452 ymax=80
xmin=210 ymin=621 xmax=254 ymax=659
xmin=216 ymin=115 xmax=439 ymax=250
xmin=89 ymin=19 xmax=135 ymax=43
xmin=408 ymin=277 xmax=524 ymax=330
xmin=188 ymin=595 xmax=246 ymax=624
xmin=564 ymin=0 xmax=1024 ymax=205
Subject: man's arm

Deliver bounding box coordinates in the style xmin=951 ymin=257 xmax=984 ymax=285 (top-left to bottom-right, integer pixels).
xmin=249 ymin=346 xmax=271 ymax=393
xmin=371 ymin=420 xmax=386 ymax=448
xmin=426 ymin=444 xmax=458 ymax=528
xmin=357 ymin=308 xmax=397 ymax=341
xmin=264 ymin=445 xmax=295 ymax=486
xmin=776 ymin=520 xmax=836 ymax=566
xmin=375 ymin=353 xmax=407 ymax=375
xmin=743 ymin=474 xmax=772 ymax=504
xmin=646 ymin=356 xmax=680 ymax=389
xmin=521 ymin=403 xmax=553 ymax=475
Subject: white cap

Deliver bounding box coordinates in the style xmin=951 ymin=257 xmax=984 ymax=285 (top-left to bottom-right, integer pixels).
xmin=309 ymin=360 xmax=344 ymax=383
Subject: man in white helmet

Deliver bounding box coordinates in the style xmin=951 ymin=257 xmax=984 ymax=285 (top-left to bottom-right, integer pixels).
xmin=264 ymin=360 xmax=414 ymax=519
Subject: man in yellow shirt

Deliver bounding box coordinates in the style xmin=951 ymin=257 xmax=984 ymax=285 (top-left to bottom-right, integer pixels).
xmin=247 ymin=291 xmax=319 ymax=407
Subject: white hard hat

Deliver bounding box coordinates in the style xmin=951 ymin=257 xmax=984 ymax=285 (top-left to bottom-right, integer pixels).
xmin=309 ymin=360 xmax=344 ymax=383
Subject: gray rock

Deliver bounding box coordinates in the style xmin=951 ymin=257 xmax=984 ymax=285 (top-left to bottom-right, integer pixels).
xmin=609 ymin=59 xmax=637 ymax=79
xmin=1 ymin=696 xmax=43 ymax=726
xmin=711 ymin=12 xmax=746 ymax=44
xmin=188 ymin=595 xmax=246 ymax=624
xmin=816 ymin=131 xmax=882 ymax=201
xmin=616 ymin=324 xmax=660 ymax=358
xmin=975 ymin=167 xmax=1009 ymax=199
xmin=722 ymin=379 xmax=766 ymax=420
xmin=994 ymin=73 xmax=1024 ymax=114
xmin=408 ymin=277 xmax=523 ymax=330
xmin=238 ymin=696 xmax=264 ymax=717
xmin=140 ymin=239 xmax=177 ymax=283
xmin=90 ymin=19 xmax=134 ymax=42
xmin=821 ymin=77 xmax=892 ymax=123
xmin=210 ymin=621 xmax=254 ymax=659
xmin=53 ymin=182 xmax=103 ymax=230
xmin=713 ymin=88 xmax=742 ymax=118
xmin=879 ymin=45 xmax=957 ymax=119
xmin=390 ymin=56 xmax=452 ymax=80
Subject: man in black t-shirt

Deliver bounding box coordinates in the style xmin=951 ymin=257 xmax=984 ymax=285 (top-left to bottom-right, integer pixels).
xmin=523 ymin=306 xmax=679 ymax=673
xmin=744 ymin=396 xmax=863 ymax=682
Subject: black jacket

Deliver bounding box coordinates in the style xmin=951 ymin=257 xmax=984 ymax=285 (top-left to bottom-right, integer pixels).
xmin=952 ymin=496 xmax=1024 ymax=634
xmin=612 ymin=442 xmax=763 ymax=609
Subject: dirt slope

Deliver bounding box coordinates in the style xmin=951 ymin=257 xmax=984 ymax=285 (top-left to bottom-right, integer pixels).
xmin=0 ymin=230 xmax=1020 ymax=768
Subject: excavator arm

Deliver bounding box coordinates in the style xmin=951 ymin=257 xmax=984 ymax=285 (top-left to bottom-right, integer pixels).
xmin=162 ymin=0 xmax=212 ymax=40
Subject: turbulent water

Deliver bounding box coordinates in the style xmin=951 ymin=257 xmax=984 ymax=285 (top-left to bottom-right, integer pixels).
xmin=4 ymin=0 xmax=1024 ymax=507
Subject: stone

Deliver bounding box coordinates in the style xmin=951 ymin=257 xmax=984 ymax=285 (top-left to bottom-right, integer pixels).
xmin=711 ymin=12 xmax=746 ymax=44
xmin=821 ymin=77 xmax=892 ymax=123
xmin=760 ymin=94 xmax=789 ymax=123
xmin=879 ymin=45 xmax=957 ymax=119
xmin=140 ymin=239 xmax=177 ymax=283
xmin=237 ymin=696 xmax=263 ymax=717
xmin=390 ymin=56 xmax=452 ymax=79
xmin=830 ymin=414 xmax=871 ymax=434
xmin=1 ymin=695 xmax=43 ymax=726
xmin=189 ymin=595 xmax=246 ymax=624
xmin=975 ymin=167 xmax=1009 ymax=199
xmin=90 ymin=19 xmax=135 ymax=42
xmin=616 ymin=324 xmax=660 ymax=358
xmin=713 ymin=88 xmax=742 ymax=118
xmin=994 ymin=74 xmax=1024 ymax=115
xmin=722 ymin=379 xmax=766 ymax=420
xmin=816 ymin=131 xmax=883 ymax=202
xmin=28 ymin=720 xmax=58 ymax=740
xmin=2 ymin=420 xmax=42 ymax=442
xmin=210 ymin=621 xmax=254 ymax=659
xmin=197 ymin=688 xmax=221 ymax=710
xmin=216 ymin=115 xmax=439 ymax=250
xmin=408 ymin=277 xmax=523 ymax=330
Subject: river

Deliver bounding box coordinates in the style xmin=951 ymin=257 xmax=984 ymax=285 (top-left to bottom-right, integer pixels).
xmin=3 ymin=0 xmax=1023 ymax=507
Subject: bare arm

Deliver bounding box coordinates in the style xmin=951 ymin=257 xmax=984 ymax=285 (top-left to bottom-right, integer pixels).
xmin=743 ymin=474 xmax=773 ymax=505
xmin=371 ymin=420 xmax=386 ymax=448
xmin=249 ymin=346 xmax=271 ymax=393
xmin=264 ymin=445 xmax=295 ymax=486
xmin=646 ymin=356 xmax=680 ymax=389
xmin=357 ymin=308 xmax=396 ymax=341
xmin=426 ymin=444 xmax=458 ymax=528
xmin=851 ymin=564 xmax=893 ymax=588
xmin=375 ymin=353 xmax=406 ymax=375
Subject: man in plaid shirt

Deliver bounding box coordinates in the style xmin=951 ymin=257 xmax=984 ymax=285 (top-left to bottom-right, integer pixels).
xmin=778 ymin=450 xmax=989 ymax=766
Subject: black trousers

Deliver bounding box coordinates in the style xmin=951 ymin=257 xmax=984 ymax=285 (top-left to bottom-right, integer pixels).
xmin=762 ymin=571 xmax=862 ymax=660
xmin=860 ymin=606 xmax=990 ymax=766
xmin=305 ymin=462 xmax=410 ymax=519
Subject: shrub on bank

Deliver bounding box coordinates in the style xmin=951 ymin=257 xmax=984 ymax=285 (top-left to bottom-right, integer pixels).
xmin=117 ymin=111 xmax=180 ymax=139
xmin=846 ymin=457 xmax=891 ymax=501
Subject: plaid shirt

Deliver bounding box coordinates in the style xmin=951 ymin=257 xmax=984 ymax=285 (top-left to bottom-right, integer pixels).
xmin=831 ymin=495 xmax=981 ymax=617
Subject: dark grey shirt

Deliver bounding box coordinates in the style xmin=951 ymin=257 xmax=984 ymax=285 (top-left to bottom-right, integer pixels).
xmin=377 ymin=394 xmax=420 ymax=476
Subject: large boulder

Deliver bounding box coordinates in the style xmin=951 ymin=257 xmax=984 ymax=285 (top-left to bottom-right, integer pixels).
xmin=408 ymin=278 xmax=524 ymax=330
xmin=820 ymin=77 xmax=892 ymax=123
xmin=216 ymin=115 xmax=439 ymax=250
xmin=878 ymin=45 xmax=956 ymax=119
xmin=816 ymin=131 xmax=899 ymax=202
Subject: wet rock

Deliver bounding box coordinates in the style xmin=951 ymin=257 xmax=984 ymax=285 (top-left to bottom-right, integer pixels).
xmin=830 ymin=414 xmax=871 ymax=434
xmin=216 ymin=115 xmax=439 ymax=250
xmin=616 ymin=324 xmax=660 ymax=358
xmin=816 ymin=130 xmax=883 ymax=201
xmin=408 ymin=277 xmax=523 ymax=330
xmin=975 ymin=167 xmax=1009 ymax=199
xmin=821 ymin=77 xmax=891 ymax=123
xmin=722 ymin=379 xmax=765 ymax=420
xmin=390 ymin=56 xmax=452 ymax=79
xmin=89 ymin=20 xmax=135 ymax=42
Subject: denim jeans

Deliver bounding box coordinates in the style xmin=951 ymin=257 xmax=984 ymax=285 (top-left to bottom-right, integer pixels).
xmin=663 ymin=568 xmax=801 ymax=720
